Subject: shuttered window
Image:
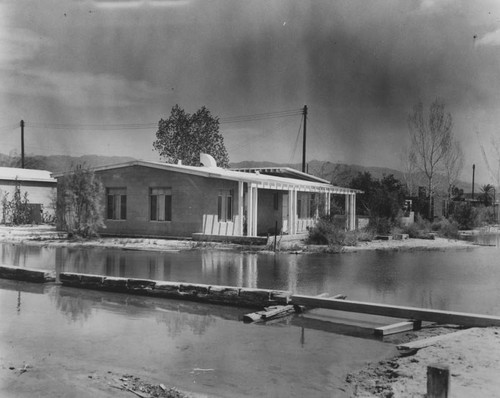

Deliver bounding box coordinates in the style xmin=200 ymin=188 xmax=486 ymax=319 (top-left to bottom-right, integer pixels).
xmin=150 ymin=187 xmax=172 ymax=222
xmin=107 ymin=188 xmax=127 ymax=220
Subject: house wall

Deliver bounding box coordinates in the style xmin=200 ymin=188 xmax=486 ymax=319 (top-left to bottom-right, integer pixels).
xmin=0 ymin=180 xmax=56 ymax=222
xmin=95 ymin=165 xmax=241 ymax=238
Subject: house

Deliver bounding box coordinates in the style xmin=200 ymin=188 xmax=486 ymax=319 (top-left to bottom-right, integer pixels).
xmin=0 ymin=167 xmax=57 ymax=223
xmin=54 ymin=154 xmax=360 ymax=240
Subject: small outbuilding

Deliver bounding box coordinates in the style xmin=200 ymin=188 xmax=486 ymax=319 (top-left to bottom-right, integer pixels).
xmin=0 ymin=167 xmax=57 ymax=224
xmin=55 ymin=155 xmax=359 ymax=240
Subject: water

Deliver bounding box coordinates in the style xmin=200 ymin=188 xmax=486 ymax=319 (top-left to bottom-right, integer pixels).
xmin=2 ymin=242 xmax=500 ymax=314
xmin=1 ymin=241 xmax=499 ymax=397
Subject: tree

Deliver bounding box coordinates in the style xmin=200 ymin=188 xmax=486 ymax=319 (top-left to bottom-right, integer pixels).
xmin=350 ymin=172 xmax=406 ymax=220
xmin=56 ymin=165 xmax=105 ymax=238
xmin=408 ymin=99 xmax=453 ymax=219
xmin=153 ymin=105 xmax=230 ymax=168
xmin=479 ymin=184 xmax=495 ymax=207
xmin=443 ymin=138 xmax=464 ymax=201
xmin=1 ymin=179 xmax=32 ymax=225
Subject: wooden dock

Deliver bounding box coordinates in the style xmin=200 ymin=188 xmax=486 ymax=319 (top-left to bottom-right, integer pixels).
xmin=290 ymin=295 xmax=500 ymax=328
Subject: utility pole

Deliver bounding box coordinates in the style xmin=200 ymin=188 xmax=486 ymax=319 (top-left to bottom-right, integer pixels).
xmin=20 ymin=120 xmax=25 ymax=169
xmin=472 ymin=164 xmax=475 ymax=200
xmin=302 ymin=105 xmax=307 ymax=173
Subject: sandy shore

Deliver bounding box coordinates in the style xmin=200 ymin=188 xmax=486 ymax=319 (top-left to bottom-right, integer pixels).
xmin=0 ymin=224 xmax=478 ymax=254
xmin=344 ymin=326 xmax=500 ymax=397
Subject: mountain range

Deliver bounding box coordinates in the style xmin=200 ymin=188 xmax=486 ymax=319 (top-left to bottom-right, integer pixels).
xmin=0 ymin=154 xmax=475 ymax=192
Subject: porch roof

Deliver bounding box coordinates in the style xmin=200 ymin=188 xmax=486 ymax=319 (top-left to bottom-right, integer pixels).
xmin=57 ymin=160 xmax=360 ymax=195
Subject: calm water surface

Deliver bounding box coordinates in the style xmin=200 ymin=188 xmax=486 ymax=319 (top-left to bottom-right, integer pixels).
xmin=2 ymin=240 xmax=499 ymax=314
xmin=1 ymin=240 xmax=499 ymax=397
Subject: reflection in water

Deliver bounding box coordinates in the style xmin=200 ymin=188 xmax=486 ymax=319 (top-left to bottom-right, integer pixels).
xmin=2 ymin=242 xmax=500 ymax=314
xmin=50 ymin=286 xmax=225 ymax=338
xmin=201 ymin=251 xmax=258 ymax=288
xmin=53 ymin=287 xmax=94 ymax=323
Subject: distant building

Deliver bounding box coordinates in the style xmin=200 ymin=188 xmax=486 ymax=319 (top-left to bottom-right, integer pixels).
xmin=0 ymin=167 xmax=57 ymax=224
xmin=54 ymin=154 xmax=360 ymax=240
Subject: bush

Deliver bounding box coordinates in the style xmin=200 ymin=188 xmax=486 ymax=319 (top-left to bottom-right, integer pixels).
xmin=1 ymin=182 xmax=32 ymax=225
xmin=307 ymin=216 xmax=374 ymax=249
xmin=431 ymin=218 xmax=460 ymax=239
xmin=450 ymin=202 xmax=477 ymax=230
xmin=368 ymin=217 xmax=392 ymax=235
xmin=307 ymin=217 xmax=346 ymax=247
xmin=400 ymin=214 xmax=431 ymax=238
xmin=474 ymin=206 xmax=497 ymax=226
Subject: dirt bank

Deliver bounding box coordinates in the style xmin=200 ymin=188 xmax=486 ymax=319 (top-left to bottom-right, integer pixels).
xmin=344 ymin=326 xmax=500 ymax=397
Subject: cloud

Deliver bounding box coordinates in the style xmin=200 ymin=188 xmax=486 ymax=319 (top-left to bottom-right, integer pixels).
xmin=475 ymin=29 xmax=500 ymax=46
xmin=0 ymin=28 xmax=49 ymax=69
xmin=1 ymin=68 xmax=163 ymax=108
xmin=416 ymin=0 xmax=455 ymax=13
xmin=91 ymin=0 xmax=191 ymax=10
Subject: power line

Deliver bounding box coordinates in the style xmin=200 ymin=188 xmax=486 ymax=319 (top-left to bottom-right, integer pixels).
xmin=23 ymin=108 xmax=304 ymax=131
xmin=220 ymin=108 xmax=303 ymax=124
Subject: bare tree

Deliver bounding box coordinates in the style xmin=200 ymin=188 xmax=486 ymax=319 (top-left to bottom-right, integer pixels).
xmin=400 ymin=146 xmax=418 ymax=196
xmin=407 ymin=99 xmax=453 ymax=219
xmin=478 ymin=133 xmax=500 ymax=189
xmin=443 ymin=138 xmax=465 ymax=201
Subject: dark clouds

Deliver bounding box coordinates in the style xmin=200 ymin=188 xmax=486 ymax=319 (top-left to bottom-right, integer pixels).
xmin=2 ymin=0 xmax=500 ymax=182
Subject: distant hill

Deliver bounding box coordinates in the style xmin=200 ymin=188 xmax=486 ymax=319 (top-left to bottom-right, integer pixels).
xmin=0 ymin=154 xmax=474 ymax=193
xmin=230 ymin=159 xmax=474 ymax=193
xmin=0 ymin=154 xmax=136 ymax=173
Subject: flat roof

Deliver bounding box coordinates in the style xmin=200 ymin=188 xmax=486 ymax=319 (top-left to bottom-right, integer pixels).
xmin=0 ymin=167 xmax=57 ymax=184
xmin=54 ymin=160 xmax=361 ymax=195
xmin=230 ymin=167 xmax=331 ymax=184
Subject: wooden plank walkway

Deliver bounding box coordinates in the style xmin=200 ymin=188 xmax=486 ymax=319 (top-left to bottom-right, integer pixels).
xmin=290 ymin=295 xmax=500 ymax=328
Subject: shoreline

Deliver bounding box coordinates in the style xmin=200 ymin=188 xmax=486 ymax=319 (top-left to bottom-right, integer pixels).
xmin=0 ymin=224 xmax=479 ymax=254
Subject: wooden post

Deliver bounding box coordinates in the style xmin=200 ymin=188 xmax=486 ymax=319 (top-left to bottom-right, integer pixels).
xmin=427 ymin=364 xmax=449 ymax=398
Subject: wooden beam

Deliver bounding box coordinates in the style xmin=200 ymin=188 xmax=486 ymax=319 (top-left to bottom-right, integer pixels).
xmin=374 ymin=320 xmax=422 ymax=337
xmin=397 ymin=329 xmax=472 ymax=351
xmin=290 ymin=295 xmax=500 ymax=327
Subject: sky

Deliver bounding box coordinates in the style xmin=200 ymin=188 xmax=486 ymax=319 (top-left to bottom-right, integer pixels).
xmin=1 ymin=0 xmax=500 ymax=185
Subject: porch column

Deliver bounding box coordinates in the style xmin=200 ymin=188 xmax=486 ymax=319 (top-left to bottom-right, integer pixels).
xmin=292 ymin=189 xmax=298 ymax=234
xmin=247 ymin=183 xmax=253 ymax=236
xmin=345 ymin=194 xmax=350 ymax=230
xmin=346 ymin=194 xmax=356 ymax=231
xmin=238 ymin=181 xmax=244 ymax=235
xmin=252 ymin=185 xmax=258 ymax=236
xmin=351 ymin=194 xmax=356 ymax=231
xmin=288 ymin=188 xmax=294 ymax=234
xmin=324 ymin=192 xmax=331 ymax=216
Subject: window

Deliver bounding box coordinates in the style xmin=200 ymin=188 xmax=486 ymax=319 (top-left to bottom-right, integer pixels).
xmin=218 ymin=189 xmax=233 ymax=222
xmin=150 ymin=187 xmax=172 ymax=221
xmin=107 ymin=188 xmax=127 ymax=220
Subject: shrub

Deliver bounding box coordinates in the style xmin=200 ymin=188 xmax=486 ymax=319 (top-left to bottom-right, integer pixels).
xmin=368 ymin=217 xmax=392 ymax=235
xmin=1 ymin=182 xmax=32 ymax=225
xmin=400 ymin=214 xmax=431 ymax=238
xmin=474 ymin=206 xmax=496 ymax=226
xmin=431 ymin=218 xmax=460 ymax=239
xmin=450 ymin=202 xmax=477 ymax=230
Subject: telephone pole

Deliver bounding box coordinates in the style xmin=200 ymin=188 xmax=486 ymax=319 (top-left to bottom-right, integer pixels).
xmin=302 ymin=105 xmax=307 ymax=173
xmin=20 ymin=120 xmax=25 ymax=169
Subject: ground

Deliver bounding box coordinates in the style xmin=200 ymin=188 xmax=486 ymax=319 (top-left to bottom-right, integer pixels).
xmin=343 ymin=326 xmax=500 ymax=397
xmin=1 ymin=224 xmax=498 ymax=397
